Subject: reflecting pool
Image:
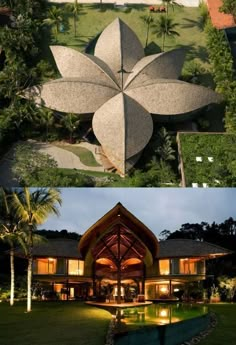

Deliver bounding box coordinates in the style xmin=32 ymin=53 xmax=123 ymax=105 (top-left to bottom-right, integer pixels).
xmin=118 ymin=303 xmax=208 ymax=326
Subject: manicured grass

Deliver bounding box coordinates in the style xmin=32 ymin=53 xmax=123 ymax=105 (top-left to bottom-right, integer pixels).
xmin=0 ymin=301 xmax=111 ymax=345
xmin=48 ymin=4 xmax=209 ymax=68
xmin=55 ymin=145 xmax=101 ymax=167
xmin=57 ymin=167 xmax=114 ymax=178
xmin=199 ymin=304 xmax=236 ymax=345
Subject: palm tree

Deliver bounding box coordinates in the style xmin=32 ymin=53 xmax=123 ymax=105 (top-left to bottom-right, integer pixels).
xmin=154 ymin=127 xmax=175 ymax=161
xmin=141 ymin=14 xmax=154 ymax=49
xmin=162 ymin=0 xmax=182 ymax=16
xmin=0 ymin=188 xmax=25 ymax=306
xmin=12 ymin=188 xmax=62 ymax=312
xmin=40 ymin=109 xmax=54 ymax=141
xmin=62 ymin=113 xmax=80 ymax=143
xmin=43 ymin=6 xmax=63 ymax=41
xmin=66 ymin=0 xmax=81 ymax=37
xmin=152 ymin=15 xmax=179 ymax=51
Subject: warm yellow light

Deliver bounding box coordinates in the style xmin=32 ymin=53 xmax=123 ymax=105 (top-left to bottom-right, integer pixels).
xmin=160 ymin=309 xmax=168 ymax=317
xmin=160 ymin=286 xmax=168 ymax=293
xmin=48 ymin=258 xmax=54 ymax=261
xmin=174 ymin=288 xmax=179 ymax=292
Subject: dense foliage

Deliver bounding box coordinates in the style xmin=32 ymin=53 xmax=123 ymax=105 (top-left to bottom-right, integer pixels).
xmin=205 ymin=22 xmax=236 ymax=132
xmin=179 ymin=133 xmax=236 ymax=186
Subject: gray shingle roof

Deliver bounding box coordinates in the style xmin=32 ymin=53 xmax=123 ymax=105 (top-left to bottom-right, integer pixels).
xmin=159 ymin=239 xmax=232 ymax=258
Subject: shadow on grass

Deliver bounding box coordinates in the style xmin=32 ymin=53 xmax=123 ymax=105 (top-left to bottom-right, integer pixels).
xmin=175 ymin=43 xmax=209 ymax=63
xmin=181 ymin=17 xmax=205 ymax=32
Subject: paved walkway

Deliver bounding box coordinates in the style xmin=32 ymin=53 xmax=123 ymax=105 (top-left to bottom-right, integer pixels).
xmin=0 ymin=141 xmax=105 ymax=186
xmin=49 ymin=0 xmax=200 ymax=7
xmin=30 ymin=141 xmax=105 ymax=171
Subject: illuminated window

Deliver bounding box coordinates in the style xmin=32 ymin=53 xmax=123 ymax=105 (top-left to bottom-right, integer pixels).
xmin=68 ymin=260 xmax=84 ymax=275
xmin=159 ymin=260 xmax=170 ymax=275
xmin=179 ymin=259 xmax=197 ymax=274
xmin=36 ymin=258 xmax=56 ymax=274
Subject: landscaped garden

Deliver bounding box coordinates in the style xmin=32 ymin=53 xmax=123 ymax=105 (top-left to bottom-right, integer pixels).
xmin=0 ymin=301 xmax=111 ymax=345
xmin=0 ymin=0 xmax=235 ymax=186
xmin=0 ymin=301 xmax=235 ymax=345
xmin=178 ymin=133 xmax=236 ymax=187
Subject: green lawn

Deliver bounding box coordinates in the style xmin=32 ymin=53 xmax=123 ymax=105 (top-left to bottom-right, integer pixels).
xmin=55 ymin=145 xmax=101 ymax=167
xmin=45 ymin=3 xmax=209 ymax=71
xmin=199 ymin=304 xmax=236 ymax=345
xmin=0 ymin=301 xmax=111 ymax=345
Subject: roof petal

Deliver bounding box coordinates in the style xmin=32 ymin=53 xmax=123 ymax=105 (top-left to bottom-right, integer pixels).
xmin=92 ymin=93 xmax=153 ymax=175
xmin=124 ymin=49 xmax=186 ymax=89
xmin=125 ymin=80 xmax=221 ymax=115
xmin=25 ymin=79 xmax=119 ymax=113
xmin=94 ymin=18 xmax=144 ymax=88
xmin=50 ymin=46 xmax=119 ymax=90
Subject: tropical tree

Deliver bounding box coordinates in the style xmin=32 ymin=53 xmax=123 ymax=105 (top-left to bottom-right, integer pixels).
xmin=43 ymin=6 xmax=63 ymax=41
xmin=162 ymin=0 xmax=182 ymax=16
xmin=0 ymin=188 xmax=25 ymax=306
xmin=66 ymin=0 xmax=81 ymax=37
xmin=141 ymin=14 xmax=153 ymax=48
xmin=154 ymin=127 xmax=176 ymax=162
xmin=220 ymin=0 xmax=236 ymax=22
xmin=61 ymin=113 xmax=80 ymax=143
xmin=39 ymin=109 xmax=55 ymax=141
xmin=11 ymin=188 xmax=62 ymax=312
xmin=152 ymin=15 xmax=179 ymax=51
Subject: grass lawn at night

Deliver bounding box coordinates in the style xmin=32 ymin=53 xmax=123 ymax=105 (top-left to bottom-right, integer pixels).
xmin=0 ymin=301 xmax=111 ymax=345
xmin=199 ymin=304 xmax=236 ymax=345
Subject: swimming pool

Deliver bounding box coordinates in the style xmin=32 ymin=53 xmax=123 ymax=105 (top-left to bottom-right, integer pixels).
xmin=114 ymin=304 xmax=209 ymax=345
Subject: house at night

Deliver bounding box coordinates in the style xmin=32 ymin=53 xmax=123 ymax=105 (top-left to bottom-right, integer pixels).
xmin=23 ymin=203 xmax=231 ymax=301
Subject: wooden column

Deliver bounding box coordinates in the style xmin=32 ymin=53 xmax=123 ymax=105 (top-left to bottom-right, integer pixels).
xmin=117 ymin=224 xmax=121 ymax=304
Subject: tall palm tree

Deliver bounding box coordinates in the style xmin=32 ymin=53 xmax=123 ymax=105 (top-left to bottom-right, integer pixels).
xmin=66 ymin=0 xmax=81 ymax=37
xmin=12 ymin=188 xmax=62 ymax=312
xmin=43 ymin=6 xmax=63 ymax=41
xmin=0 ymin=188 xmax=25 ymax=306
xmin=141 ymin=14 xmax=154 ymax=49
xmin=152 ymin=15 xmax=179 ymax=51
xmin=162 ymin=0 xmax=182 ymax=16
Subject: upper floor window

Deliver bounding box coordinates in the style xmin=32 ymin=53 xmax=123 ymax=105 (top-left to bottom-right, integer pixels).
xmin=179 ymin=258 xmax=197 ymax=274
xmin=68 ymin=260 xmax=84 ymax=275
xmin=35 ymin=258 xmax=56 ymax=274
xmin=159 ymin=259 xmax=170 ymax=275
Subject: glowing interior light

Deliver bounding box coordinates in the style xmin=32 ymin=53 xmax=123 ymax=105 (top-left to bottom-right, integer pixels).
xmin=174 ymin=288 xmax=179 ymax=292
xmin=160 ymin=286 xmax=168 ymax=293
xmin=160 ymin=309 xmax=168 ymax=317
xmin=48 ymin=258 xmax=54 ymax=261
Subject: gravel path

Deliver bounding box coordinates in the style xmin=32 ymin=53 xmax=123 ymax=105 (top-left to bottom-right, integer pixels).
xmin=0 ymin=141 xmax=105 ymax=187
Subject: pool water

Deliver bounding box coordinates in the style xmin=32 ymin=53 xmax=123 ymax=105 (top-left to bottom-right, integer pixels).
xmin=120 ymin=303 xmax=208 ymax=326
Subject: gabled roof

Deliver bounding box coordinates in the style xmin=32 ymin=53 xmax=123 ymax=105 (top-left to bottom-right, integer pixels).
xmin=159 ymin=239 xmax=232 ymax=259
xmin=78 ymin=202 xmax=159 ymax=259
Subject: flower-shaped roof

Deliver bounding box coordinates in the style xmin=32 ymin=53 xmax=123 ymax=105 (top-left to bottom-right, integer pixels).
xmin=25 ymin=18 xmax=221 ymax=175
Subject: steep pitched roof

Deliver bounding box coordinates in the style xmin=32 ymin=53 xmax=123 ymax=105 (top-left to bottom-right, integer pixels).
xmin=78 ymin=202 xmax=159 ymax=259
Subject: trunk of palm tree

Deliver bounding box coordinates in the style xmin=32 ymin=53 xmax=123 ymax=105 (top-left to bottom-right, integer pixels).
xmin=27 ymin=256 xmax=32 ymax=312
xmin=74 ymin=15 xmax=77 ymax=37
xmin=10 ymin=246 xmax=14 ymax=306
xmin=145 ymin=22 xmax=150 ymax=48
xmin=27 ymin=225 xmax=33 ymax=312
xmin=162 ymin=33 xmax=166 ymax=52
